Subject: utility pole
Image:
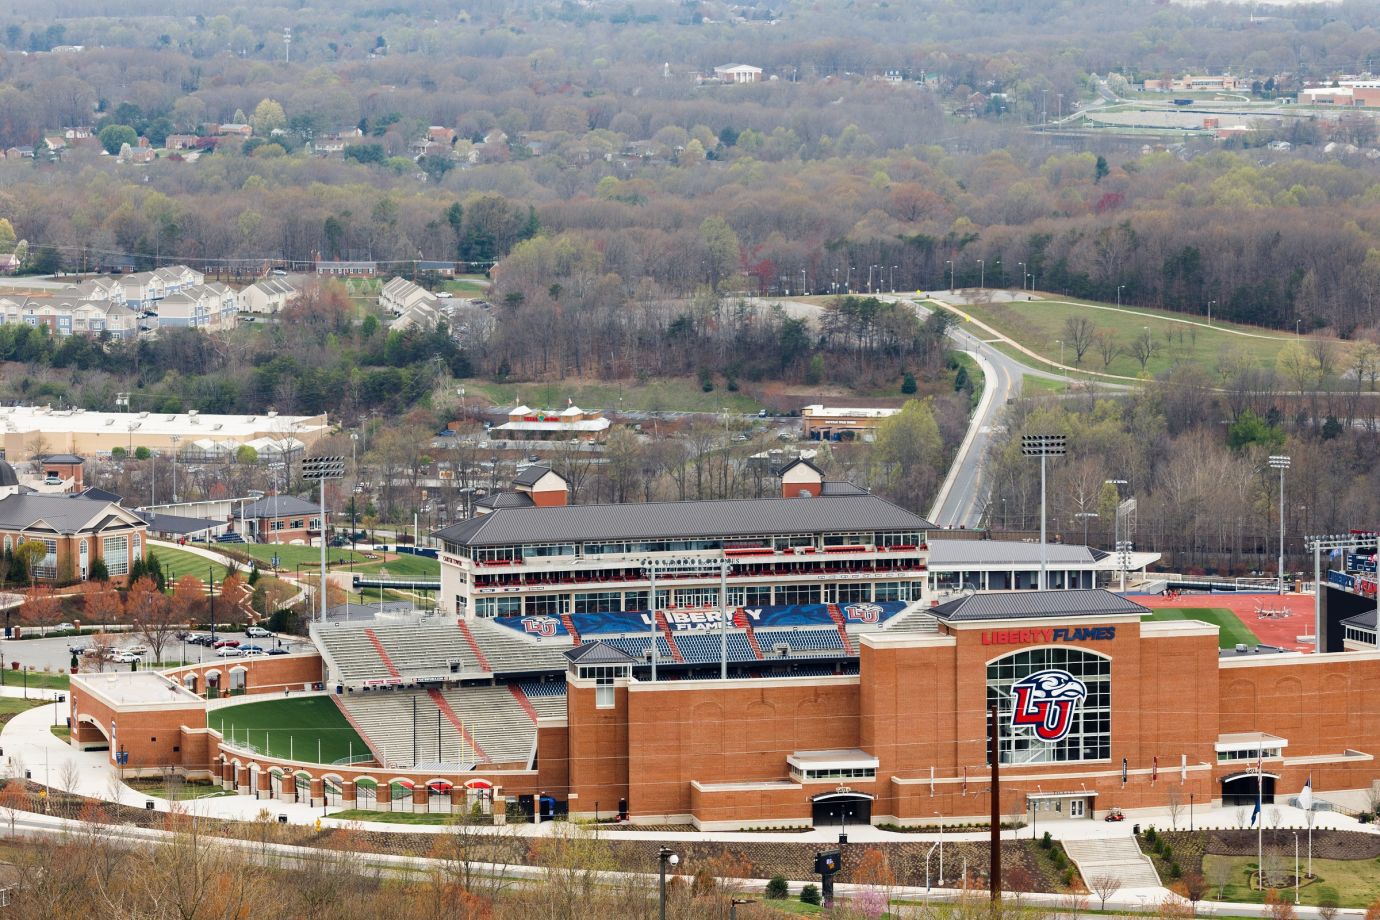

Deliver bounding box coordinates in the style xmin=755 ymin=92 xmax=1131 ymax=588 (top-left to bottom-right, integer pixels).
xmin=989 ymin=703 xmax=1001 ymax=901
xmin=1269 ymin=455 xmax=1291 ymax=594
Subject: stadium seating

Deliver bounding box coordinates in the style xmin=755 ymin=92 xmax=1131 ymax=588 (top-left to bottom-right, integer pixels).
xmin=467 ymin=619 xmax=573 ymax=673
xmin=316 ymin=620 xmax=484 ymax=687
xmin=602 ymin=635 xmax=673 ymax=661
xmin=342 ymin=685 xmax=538 ymax=770
xmin=517 ymin=680 xmax=566 ymax=699
xmin=754 ymin=628 xmax=847 ymax=657
xmin=672 ymin=631 xmax=757 ymax=663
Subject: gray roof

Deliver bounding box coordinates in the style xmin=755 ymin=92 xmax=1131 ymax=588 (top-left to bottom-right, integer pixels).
xmin=0 ymin=493 xmax=139 ymax=534
xmin=565 ymin=640 xmax=637 ymax=665
xmin=141 ymin=511 xmax=220 ymax=536
xmin=81 ymin=487 xmax=123 ymax=504
xmin=512 ymin=465 xmax=559 ymax=487
xmin=436 ymin=494 xmax=935 ymax=548
xmin=476 ymin=491 xmax=535 ymax=510
xmin=820 ymin=481 xmax=867 ymax=496
xmin=233 ymin=495 xmax=320 ymax=519
xmin=41 ymin=454 xmax=84 ymax=465
xmin=927 ymin=539 xmax=1102 ymax=567
xmin=930 ymin=589 xmax=1148 ymax=622
xmin=1341 ymin=609 xmax=1377 ymax=630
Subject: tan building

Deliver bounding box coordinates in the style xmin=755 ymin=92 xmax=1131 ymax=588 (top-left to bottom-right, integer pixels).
xmin=801 ymin=404 xmax=900 ymax=442
xmin=490 ymin=405 xmax=611 ymax=442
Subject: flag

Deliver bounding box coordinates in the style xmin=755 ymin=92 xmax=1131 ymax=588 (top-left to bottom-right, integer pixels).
xmin=1152 ymin=756 xmax=1158 ymax=782
xmin=1299 ymin=774 xmax=1313 ymax=812
xmin=1251 ymin=750 xmax=1263 ymax=826
xmin=962 ymin=766 xmax=968 ymax=795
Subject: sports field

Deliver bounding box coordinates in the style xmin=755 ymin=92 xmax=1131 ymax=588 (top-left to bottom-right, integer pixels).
xmin=209 ymin=696 xmax=369 ymax=764
xmin=1143 ymin=607 xmax=1257 ymax=649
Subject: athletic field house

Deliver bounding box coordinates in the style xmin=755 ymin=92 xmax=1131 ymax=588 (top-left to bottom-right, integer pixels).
xmin=67 ymin=465 xmax=1380 ymax=830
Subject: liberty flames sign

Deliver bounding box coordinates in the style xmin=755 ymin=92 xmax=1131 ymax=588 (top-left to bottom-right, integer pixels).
xmin=1010 ymin=669 xmax=1088 ymax=742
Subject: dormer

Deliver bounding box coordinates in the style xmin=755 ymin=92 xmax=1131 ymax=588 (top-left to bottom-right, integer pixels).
xmin=779 ymin=457 xmax=824 ymax=498
xmin=512 ymin=465 xmax=569 ymax=507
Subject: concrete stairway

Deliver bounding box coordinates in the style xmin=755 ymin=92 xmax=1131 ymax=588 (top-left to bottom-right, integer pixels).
xmin=1062 ymin=837 xmax=1162 ymax=890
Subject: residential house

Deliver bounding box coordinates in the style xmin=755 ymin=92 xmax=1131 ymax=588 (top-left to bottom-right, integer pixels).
xmin=164 ymin=135 xmax=198 ymax=151
xmin=217 ymin=123 xmax=252 ymax=137
xmin=120 ymin=272 xmax=167 ymax=308
xmin=238 ymin=278 xmax=298 ymax=314
xmin=154 ymin=284 xmax=237 ymax=332
xmin=428 ymin=126 xmax=456 ymax=144
xmin=316 ymin=260 xmax=377 ymax=277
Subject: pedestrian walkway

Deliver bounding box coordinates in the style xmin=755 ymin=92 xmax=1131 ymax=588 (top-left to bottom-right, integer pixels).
xmin=1063 ymin=836 xmax=1161 ymax=891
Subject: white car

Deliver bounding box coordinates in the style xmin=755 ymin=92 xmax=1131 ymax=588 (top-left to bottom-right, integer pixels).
xmin=215 ymin=647 xmax=243 ymax=658
xmin=246 ymin=626 xmax=273 ymax=639
xmin=110 ymin=651 xmax=142 ymax=663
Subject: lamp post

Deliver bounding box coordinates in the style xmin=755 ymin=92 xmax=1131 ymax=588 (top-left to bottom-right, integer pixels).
xmin=1269 ymin=455 xmax=1291 ymax=594
xmin=658 ymin=846 xmax=679 ymax=920
xmin=891 ymin=265 xmax=898 ymax=292
xmin=1208 ymin=300 xmax=1216 ymax=326
xmin=978 ymin=259 xmax=985 ymax=290
xmin=1022 ymin=435 xmax=1067 ymax=590
xmin=801 ymin=269 xmax=807 ymax=295
xmin=1117 ymin=285 xmax=1124 ymax=307
xmin=1056 ymin=339 xmax=1065 ymax=365
xmin=936 ymin=811 xmax=944 ymax=883
xmin=1075 ymin=512 xmax=1099 ymax=545
xmin=946 ymin=259 xmax=954 ymax=291
xmin=1018 ymin=262 xmax=1025 ymax=291
xmin=169 ymin=436 xmax=180 ymax=504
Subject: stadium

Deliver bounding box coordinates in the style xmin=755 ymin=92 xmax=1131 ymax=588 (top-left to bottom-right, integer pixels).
xmin=67 ymin=464 xmax=1380 ymax=830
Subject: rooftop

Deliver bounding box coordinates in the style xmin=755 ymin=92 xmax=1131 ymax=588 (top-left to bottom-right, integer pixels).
xmin=233 ymin=495 xmax=320 ymax=519
xmin=0 ymin=405 xmax=327 ymax=440
xmin=0 ymin=492 xmax=144 ymax=533
xmin=74 ymin=671 xmax=201 ymax=706
xmin=436 ymin=493 xmax=935 ymax=547
xmin=802 ymin=404 xmax=901 ymax=419
xmin=926 ymin=539 xmax=1103 ymax=567
xmin=930 ymin=589 xmax=1148 ymax=623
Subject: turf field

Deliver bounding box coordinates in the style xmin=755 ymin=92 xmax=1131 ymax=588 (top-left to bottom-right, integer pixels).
xmin=1143 ymin=607 xmax=1257 ymax=649
xmin=209 ymin=696 xmax=368 ymax=764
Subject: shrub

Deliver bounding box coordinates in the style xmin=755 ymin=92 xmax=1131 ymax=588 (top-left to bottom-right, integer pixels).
xmin=1062 ymin=868 xmax=1075 ymax=888
xmin=1170 ymin=862 xmax=1182 ymax=879
xmin=800 ymin=883 xmax=820 ymax=906
xmin=1145 ymin=827 xmax=1158 ymax=843
xmin=765 ymin=876 xmax=788 ymax=900
xmin=1040 ymin=831 xmax=1053 ymax=849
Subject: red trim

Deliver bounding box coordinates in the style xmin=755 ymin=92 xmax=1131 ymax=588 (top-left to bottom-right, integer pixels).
xmin=427 ymin=689 xmax=488 ymax=761
xmin=329 ymin=695 xmax=383 ymax=764
xmin=456 ymin=619 xmax=493 ymax=672
xmin=508 ymin=684 xmax=540 ymax=724
xmin=362 ymin=629 xmax=401 ymax=679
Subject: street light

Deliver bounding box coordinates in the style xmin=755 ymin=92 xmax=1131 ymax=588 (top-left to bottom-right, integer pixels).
xmin=1075 ymin=512 xmax=1099 ymax=545
xmin=946 ymin=259 xmax=954 ymax=291
xmin=1022 ymin=435 xmax=1067 ymax=590
xmin=1269 ymin=455 xmax=1291 ymax=594
xmin=1106 ymin=479 xmax=1129 ymax=590
xmin=170 ymin=435 xmax=181 ymax=504
xmin=1017 ymin=262 xmax=1025 ymax=291
xmin=978 ymin=259 xmax=985 ymax=290
xmin=658 ymin=846 xmax=679 ymax=920
xmin=1208 ymin=300 xmax=1216 ymax=326
xmin=1117 ymin=285 xmax=1124 ymax=307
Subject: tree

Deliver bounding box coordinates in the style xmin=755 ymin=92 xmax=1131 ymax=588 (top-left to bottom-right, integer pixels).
xmin=1167 ymin=787 xmax=1183 ymax=830
xmin=1091 ymin=874 xmax=1123 ymax=910
xmin=88 ymin=558 xmax=109 ymax=582
xmin=250 ymin=99 xmax=286 ymax=136
xmin=1063 ymin=317 xmax=1095 ymax=365
xmin=875 ymin=398 xmax=945 ymax=509
xmin=127 ymin=576 xmax=175 ymax=664
xmin=84 ymin=588 xmax=123 ymax=626
xmin=1183 ymin=871 xmax=1208 ymax=908
xmin=1095 ymin=330 xmax=1121 ymax=369
xmin=97 ymin=124 xmax=138 ymax=155
xmin=1129 ymin=327 xmax=1159 ymax=370
xmin=1226 ymin=410 xmax=1284 ymax=452
xmin=13 ymin=540 xmax=46 ymax=589
xmin=700 ymin=216 xmax=741 ymax=291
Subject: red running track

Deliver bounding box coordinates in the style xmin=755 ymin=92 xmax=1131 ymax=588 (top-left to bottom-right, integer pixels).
xmin=1135 ymin=593 xmax=1316 ymax=652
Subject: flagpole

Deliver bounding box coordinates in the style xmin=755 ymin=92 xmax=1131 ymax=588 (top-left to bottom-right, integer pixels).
xmin=1257 ymin=759 xmax=1264 ymax=888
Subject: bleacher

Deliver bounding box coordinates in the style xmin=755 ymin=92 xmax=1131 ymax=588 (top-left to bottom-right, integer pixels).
xmin=673 ymin=631 xmax=758 ymax=663
xmin=755 ymin=627 xmax=846 ymax=657
xmin=518 ymin=681 xmax=567 ymax=699
xmin=315 ymin=620 xmax=482 ymax=687
xmin=467 ymin=618 xmax=572 ymax=673
xmin=603 ymin=635 xmax=674 ymax=661
xmin=342 ymin=685 xmax=539 ymax=769
xmin=879 ymin=607 xmax=940 ymax=633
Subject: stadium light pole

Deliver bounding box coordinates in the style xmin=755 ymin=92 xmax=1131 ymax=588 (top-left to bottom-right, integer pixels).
xmin=170 ymin=435 xmax=180 ymax=504
xmin=302 ymin=456 xmax=346 ymax=623
xmin=1022 ymin=435 xmax=1067 ymax=590
xmin=640 ymin=556 xmax=733 ymax=681
xmin=1269 ymin=455 xmax=1291 ymax=595
xmin=1106 ymin=479 xmax=1128 ymax=589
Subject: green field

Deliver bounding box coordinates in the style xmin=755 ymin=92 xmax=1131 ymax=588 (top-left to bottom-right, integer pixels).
xmin=1204 ymin=854 xmax=1380 ymax=908
xmin=1145 ymin=607 xmax=1256 ymax=649
xmin=0 ymin=697 xmax=46 ymax=727
xmin=146 ymin=545 xmax=234 ymax=584
xmin=210 ymin=697 xmax=369 ymax=765
xmin=230 ymin=543 xmax=378 ymax=571
xmin=1021 ymin=374 xmax=1070 ymax=394
xmin=458 ymin=377 xmax=766 ymax=415
xmin=953 ymin=296 xmax=1331 ymax=380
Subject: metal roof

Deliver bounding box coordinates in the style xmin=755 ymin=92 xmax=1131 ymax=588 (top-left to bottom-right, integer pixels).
xmin=564 ymin=641 xmax=637 ymax=665
xmin=0 ymin=493 xmax=143 ymax=534
xmin=142 ymin=511 xmax=221 ymax=536
xmin=1341 ymin=609 xmax=1377 ymax=629
xmin=926 ymin=539 xmax=1098 ymax=567
xmin=41 ymin=454 xmax=85 ymax=465
xmin=436 ymin=494 xmax=934 ymax=547
xmin=475 ymin=492 xmax=535 ymax=510
xmin=232 ymin=495 xmax=320 ymax=519
xmin=819 ymin=481 xmax=867 ymax=496
xmin=930 ymin=589 xmax=1148 ymax=622
xmin=512 ymin=465 xmax=560 ymax=487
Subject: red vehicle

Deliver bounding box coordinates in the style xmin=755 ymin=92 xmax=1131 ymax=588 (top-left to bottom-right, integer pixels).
xmin=1104 ymin=808 xmax=1125 ymax=822
xmin=213 ymin=639 xmax=240 ymax=649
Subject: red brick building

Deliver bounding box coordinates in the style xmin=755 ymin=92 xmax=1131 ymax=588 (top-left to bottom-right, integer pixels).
xmin=230 ymin=495 xmax=327 ymax=544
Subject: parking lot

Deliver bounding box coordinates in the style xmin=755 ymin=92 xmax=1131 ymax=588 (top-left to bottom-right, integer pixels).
xmin=0 ymin=632 xmax=315 ymax=671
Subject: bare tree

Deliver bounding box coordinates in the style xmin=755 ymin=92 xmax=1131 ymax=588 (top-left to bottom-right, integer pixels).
xmin=1129 ymin=327 xmax=1159 ymax=370
xmin=1091 ymin=874 xmax=1123 ymax=910
xmin=1063 ymin=317 xmax=1095 ymax=365
xmin=1167 ymin=787 xmax=1183 ymax=830
xmin=128 ymin=576 xmax=176 ymax=665
xmin=1095 ymin=330 xmax=1121 ymax=369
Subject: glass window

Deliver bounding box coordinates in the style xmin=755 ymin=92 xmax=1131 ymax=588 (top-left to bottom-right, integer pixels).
xmin=475 ymin=596 xmax=522 ymax=618
xmin=775 ymin=584 xmax=820 ymax=605
xmin=742 ymin=585 xmax=772 ymax=606
xmin=33 ymin=538 xmax=58 ymax=579
xmin=987 ymin=647 xmax=1111 ymax=765
xmin=838 ymin=583 xmax=871 ymax=603
xmin=574 ymin=592 xmax=621 ymax=614
xmin=102 ymin=535 xmax=129 ymax=576
xmin=525 ymin=594 xmax=568 ymax=617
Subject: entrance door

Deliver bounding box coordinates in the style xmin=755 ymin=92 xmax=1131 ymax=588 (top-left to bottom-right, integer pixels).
xmin=1069 ymin=799 xmax=1086 ymax=818
xmin=811 ymin=793 xmax=873 ymax=828
xmin=1222 ymin=773 xmax=1276 ymax=807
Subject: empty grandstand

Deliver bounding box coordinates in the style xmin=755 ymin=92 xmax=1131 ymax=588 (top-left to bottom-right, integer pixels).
xmin=340 ymin=684 xmax=544 ymax=770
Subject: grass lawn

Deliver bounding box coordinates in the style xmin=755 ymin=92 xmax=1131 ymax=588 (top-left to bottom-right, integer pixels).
xmin=953 ymin=296 xmax=1335 ymax=380
xmin=439 ymin=279 xmax=488 ymax=294
xmin=353 ymin=554 xmax=440 ymax=578
xmin=330 ymin=809 xmax=454 ymax=825
xmin=230 ymin=543 xmax=377 ymax=572
xmin=1204 ymin=854 xmax=1380 ymax=908
xmin=1 ymin=670 xmax=69 ymax=691
xmin=126 ymin=777 xmax=236 ymax=801
xmin=458 ymin=377 xmax=766 ymax=415
xmin=1022 ymin=374 xmax=1070 ymax=394
xmin=0 ymin=696 xmax=46 ymax=728
xmin=50 ymin=725 xmax=69 ymax=741
xmin=147 ymin=545 xmax=235 ymax=584
xmin=209 ymin=697 xmax=368 ymax=765
xmin=1145 ymin=607 xmax=1256 ymax=649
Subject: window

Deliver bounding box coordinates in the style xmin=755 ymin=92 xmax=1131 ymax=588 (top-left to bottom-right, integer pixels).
xmin=775 ymin=584 xmax=820 ymax=606
xmin=838 ymin=583 xmax=871 ymax=603
xmin=290 ymin=519 xmax=304 ymax=529
xmin=578 ymin=664 xmax=628 ymax=709
xmin=525 ymin=594 xmax=568 ymax=617
xmin=1218 ymin=746 xmax=1284 ymax=763
xmin=102 ymin=535 xmax=129 ymax=576
xmin=987 ymin=647 xmax=1111 ymax=765
xmin=33 ymin=539 xmax=58 ymax=579
xmin=742 ymin=586 xmax=772 ymax=606
xmin=474 ymin=596 xmax=522 ymax=618
xmin=574 ymin=592 xmax=622 ymax=614
xmin=1345 ymin=625 xmax=1375 ymax=646
xmin=269 ymin=520 xmax=284 ymax=531
xmin=874 ymin=582 xmax=917 ymax=602
xmin=675 ymin=587 xmax=719 ymax=607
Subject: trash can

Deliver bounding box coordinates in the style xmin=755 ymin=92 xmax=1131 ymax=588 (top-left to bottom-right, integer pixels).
xmin=145 ymin=801 xmax=155 ymax=810
xmin=1132 ymin=823 xmax=1140 ymax=835
xmin=277 ymin=814 xmax=288 ymax=824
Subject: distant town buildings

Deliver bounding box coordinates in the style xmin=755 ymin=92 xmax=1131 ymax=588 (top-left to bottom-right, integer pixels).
xmin=711 ymin=63 xmax=764 ymax=84
xmin=238 ymin=278 xmax=299 ymax=315
xmin=1298 ymin=80 xmax=1380 ymax=106
xmin=1140 ymin=75 xmax=1246 ymax=93
xmin=800 ymin=404 xmax=901 ymax=442
xmin=490 ymin=405 xmax=611 ymax=442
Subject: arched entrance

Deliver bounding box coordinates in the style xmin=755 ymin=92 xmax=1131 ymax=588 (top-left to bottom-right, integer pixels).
xmin=811 ymin=792 xmax=873 ymax=828
xmin=1222 ymin=772 xmax=1276 ymax=807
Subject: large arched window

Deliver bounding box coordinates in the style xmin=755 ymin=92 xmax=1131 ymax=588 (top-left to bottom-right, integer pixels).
xmin=986 ymin=647 xmax=1110 ymax=765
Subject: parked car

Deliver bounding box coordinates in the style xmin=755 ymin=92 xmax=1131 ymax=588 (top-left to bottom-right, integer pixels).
xmin=124 ymin=644 xmax=149 ymax=655
xmin=67 ymin=643 xmax=89 ymax=655
xmin=215 ymin=647 xmax=243 ymax=658
xmin=266 ymin=648 xmax=289 ymax=656
xmin=111 ymin=651 xmax=142 ymax=663
xmin=213 ymin=640 xmax=240 ymax=649
xmin=246 ymin=626 xmax=272 ymax=639
xmin=238 ymin=644 xmax=264 ymax=654
xmin=52 ymin=622 xmax=74 ymax=633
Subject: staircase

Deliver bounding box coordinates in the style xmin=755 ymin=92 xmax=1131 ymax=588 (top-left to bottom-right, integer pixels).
xmin=1062 ymin=837 xmax=1162 ymax=891
xmin=655 ymin=612 xmax=685 ymax=663
xmin=426 ymin=689 xmax=488 ymax=762
xmin=560 ymin=613 xmax=581 ymax=645
xmin=362 ymin=629 xmax=402 ymax=679
xmin=455 ymin=619 xmax=493 ymax=672
xmin=826 ymin=604 xmax=855 ymax=655
xmin=508 ymin=684 xmax=540 ymax=724
xmin=733 ymin=607 xmax=764 ymax=660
